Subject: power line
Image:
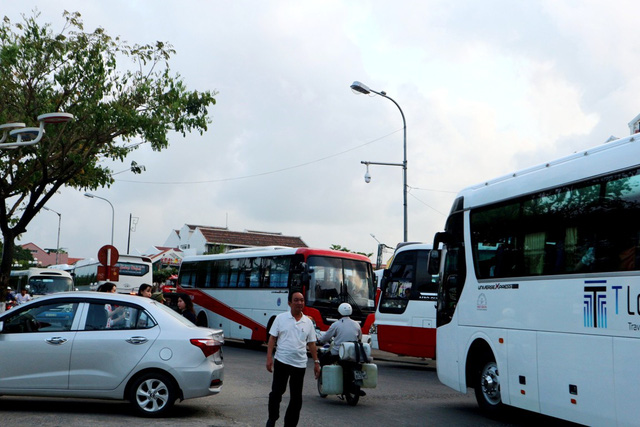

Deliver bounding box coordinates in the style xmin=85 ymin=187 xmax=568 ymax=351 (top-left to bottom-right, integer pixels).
xmin=115 ymin=129 xmax=403 ymax=185
xmin=408 ymin=185 xmax=457 ymax=194
xmin=408 ymin=192 xmax=447 ymax=216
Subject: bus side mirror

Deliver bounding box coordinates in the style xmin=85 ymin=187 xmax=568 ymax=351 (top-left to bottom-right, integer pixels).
xmin=427 ymin=250 xmax=440 ymax=275
xmin=433 ymin=231 xmax=452 ymax=247
xmin=301 ymin=272 xmax=311 ymax=284
xmin=294 ymin=262 xmax=308 ymax=273
xmin=382 ymin=269 xmax=391 ymax=279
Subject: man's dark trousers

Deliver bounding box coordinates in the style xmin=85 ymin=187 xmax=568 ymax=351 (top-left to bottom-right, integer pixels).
xmin=268 ymin=359 xmax=306 ymax=426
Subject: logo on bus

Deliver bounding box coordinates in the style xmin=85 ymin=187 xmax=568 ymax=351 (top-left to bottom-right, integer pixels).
xmin=584 ymin=284 xmax=607 ymax=328
xmin=583 ymin=282 xmax=640 ymax=331
xmin=477 ymin=293 xmax=487 ymax=310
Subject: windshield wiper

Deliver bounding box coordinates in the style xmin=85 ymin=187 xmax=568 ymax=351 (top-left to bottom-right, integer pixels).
xmin=339 ymin=283 xmax=365 ymax=319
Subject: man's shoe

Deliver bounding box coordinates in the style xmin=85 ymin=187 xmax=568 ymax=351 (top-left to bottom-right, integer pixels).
xmin=359 ymin=390 xmax=366 ymax=396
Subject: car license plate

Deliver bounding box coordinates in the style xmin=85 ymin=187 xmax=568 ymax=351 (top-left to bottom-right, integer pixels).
xmin=354 ymin=370 xmax=367 ymax=380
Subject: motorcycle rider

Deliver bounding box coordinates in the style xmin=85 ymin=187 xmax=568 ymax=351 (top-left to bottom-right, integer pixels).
xmin=318 ymin=302 xmax=362 ymax=366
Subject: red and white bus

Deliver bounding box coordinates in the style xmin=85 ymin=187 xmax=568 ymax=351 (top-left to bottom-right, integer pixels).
xmin=175 ymin=246 xmax=376 ymax=343
xmin=373 ymin=243 xmax=439 ymax=358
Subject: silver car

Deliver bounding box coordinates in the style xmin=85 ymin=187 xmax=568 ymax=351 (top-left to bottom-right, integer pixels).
xmin=0 ymin=291 xmax=224 ymax=417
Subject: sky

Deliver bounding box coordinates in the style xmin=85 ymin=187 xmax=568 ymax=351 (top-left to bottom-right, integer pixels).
xmin=4 ymin=0 xmax=640 ymax=264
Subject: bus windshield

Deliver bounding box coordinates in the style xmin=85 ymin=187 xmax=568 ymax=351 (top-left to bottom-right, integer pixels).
xmin=305 ymin=255 xmax=375 ymax=315
xmin=28 ymin=276 xmax=73 ymax=295
xmin=379 ymin=248 xmax=438 ymax=314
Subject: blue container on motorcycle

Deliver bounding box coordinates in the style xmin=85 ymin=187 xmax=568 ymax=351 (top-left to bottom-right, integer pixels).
xmin=321 ymin=365 xmax=343 ymax=394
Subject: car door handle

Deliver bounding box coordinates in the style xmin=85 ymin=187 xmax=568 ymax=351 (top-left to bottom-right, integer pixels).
xmin=126 ymin=336 xmax=149 ymax=345
xmin=46 ymin=337 xmax=68 ymax=345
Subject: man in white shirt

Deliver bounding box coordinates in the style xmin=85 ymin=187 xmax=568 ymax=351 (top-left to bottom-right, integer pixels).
xmin=265 ymin=290 xmax=320 ymax=427
xmin=15 ymin=289 xmax=32 ymax=305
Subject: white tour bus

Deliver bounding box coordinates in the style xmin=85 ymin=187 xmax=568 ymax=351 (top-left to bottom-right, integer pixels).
xmin=9 ymin=268 xmax=74 ymax=296
xmin=374 ymin=243 xmax=438 ymax=358
xmin=433 ymin=132 xmax=640 ymax=426
xmin=73 ymin=254 xmax=153 ymax=294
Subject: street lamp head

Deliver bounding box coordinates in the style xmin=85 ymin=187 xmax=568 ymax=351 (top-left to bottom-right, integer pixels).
xmin=9 ymin=127 xmax=41 ymax=142
xmin=37 ymin=112 xmax=74 ymax=124
xmin=0 ymin=123 xmax=25 ymax=131
xmin=0 ymin=112 xmax=73 ymax=149
xmin=364 ymin=170 xmax=371 ymax=184
xmin=350 ymin=81 xmax=371 ymax=95
xmin=84 ymin=193 xmax=94 ymax=198
xmin=43 ymin=206 xmax=61 ymax=216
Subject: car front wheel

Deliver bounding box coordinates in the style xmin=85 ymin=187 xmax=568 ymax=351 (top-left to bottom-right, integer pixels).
xmin=129 ymin=372 xmax=176 ymax=417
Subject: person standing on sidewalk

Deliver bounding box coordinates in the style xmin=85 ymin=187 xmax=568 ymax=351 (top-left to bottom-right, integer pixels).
xmin=266 ymin=290 xmax=320 ymax=427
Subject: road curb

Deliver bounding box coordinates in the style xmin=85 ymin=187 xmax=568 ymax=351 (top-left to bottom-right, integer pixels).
xmin=371 ymin=349 xmax=434 ymax=367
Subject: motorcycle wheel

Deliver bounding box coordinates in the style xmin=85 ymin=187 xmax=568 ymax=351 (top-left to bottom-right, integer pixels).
xmin=317 ymin=371 xmax=327 ymax=398
xmin=344 ymin=385 xmax=360 ymax=406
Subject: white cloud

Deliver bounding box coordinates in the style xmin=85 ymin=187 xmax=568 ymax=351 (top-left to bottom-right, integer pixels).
xmin=524 ymin=61 xmax=600 ymax=143
xmin=4 ymin=0 xmax=640 ymax=261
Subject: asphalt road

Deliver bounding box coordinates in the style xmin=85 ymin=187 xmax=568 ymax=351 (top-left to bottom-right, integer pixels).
xmin=0 ymin=342 xmax=581 ymax=426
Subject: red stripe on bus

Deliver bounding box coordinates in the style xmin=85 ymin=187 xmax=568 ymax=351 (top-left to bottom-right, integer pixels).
xmin=183 ymin=289 xmax=268 ymax=341
xmin=376 ymin=324 xmax=436 ymax=358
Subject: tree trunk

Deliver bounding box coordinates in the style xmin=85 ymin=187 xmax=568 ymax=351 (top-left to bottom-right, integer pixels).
xmin=0 ymin=229 xmax=16 ymax=300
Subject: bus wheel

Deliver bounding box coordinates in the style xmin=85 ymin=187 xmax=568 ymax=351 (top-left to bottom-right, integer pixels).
xmin=474 ymin=358 xmax=504 ymax=417
xmin=196 ymin=312 xmax=208 ymax=328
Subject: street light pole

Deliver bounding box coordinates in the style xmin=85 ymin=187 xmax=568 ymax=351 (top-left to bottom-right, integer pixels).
xmin=43 ymin=207 xmax=62 ymax=265
xmin=351 ymin=81 xmax=408 ymax=242
xmin=84 ymin=193 xmax=114 ymax=246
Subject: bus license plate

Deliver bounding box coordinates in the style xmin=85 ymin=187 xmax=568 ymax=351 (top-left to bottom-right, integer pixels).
xmin=354 ymin=370 xmax=367 ymax=380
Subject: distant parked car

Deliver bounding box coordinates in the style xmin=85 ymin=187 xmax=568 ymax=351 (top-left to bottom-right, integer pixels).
xmin=0 ymin=292 xmax=224 ymax=417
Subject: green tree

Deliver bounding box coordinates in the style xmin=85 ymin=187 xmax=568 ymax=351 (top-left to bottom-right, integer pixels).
xmin=329 ymin=244 xmax=373 ymax=259
xmin=153 ymin=267 xmax=178 ymax=286
xmin=0 ymin=11 xmax=216 ymax=293
xmin=0 ymin=241 xmax=35 ymax=269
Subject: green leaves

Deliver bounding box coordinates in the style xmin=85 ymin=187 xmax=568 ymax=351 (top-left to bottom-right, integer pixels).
xmin=0 ymin=10 xmax=217 ymax=282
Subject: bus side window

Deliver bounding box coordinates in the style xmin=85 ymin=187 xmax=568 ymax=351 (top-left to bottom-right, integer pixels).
xmin=415 ymin=250 xmax=437 ymax=294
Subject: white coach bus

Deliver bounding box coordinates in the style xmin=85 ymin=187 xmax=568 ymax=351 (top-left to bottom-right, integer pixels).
xmin=73 ymin=255 xmax=153 ymax=294
xmin=9 ymin=268 xmax=74 ymax=296
xmin=433 ymin=132 xmax=640 ymax=426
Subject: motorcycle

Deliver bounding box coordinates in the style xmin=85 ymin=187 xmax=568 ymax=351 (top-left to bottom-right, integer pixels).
xmin=316 ymin=341 xmax=377 ymax=406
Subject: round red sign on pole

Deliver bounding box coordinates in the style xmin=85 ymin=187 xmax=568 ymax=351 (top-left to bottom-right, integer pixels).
xmin=98 ymin=245 xmax=119 ymax=267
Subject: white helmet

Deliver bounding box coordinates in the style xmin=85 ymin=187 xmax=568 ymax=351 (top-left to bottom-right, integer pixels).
xmin=338 ymin=303 xmax=352 ymax=316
